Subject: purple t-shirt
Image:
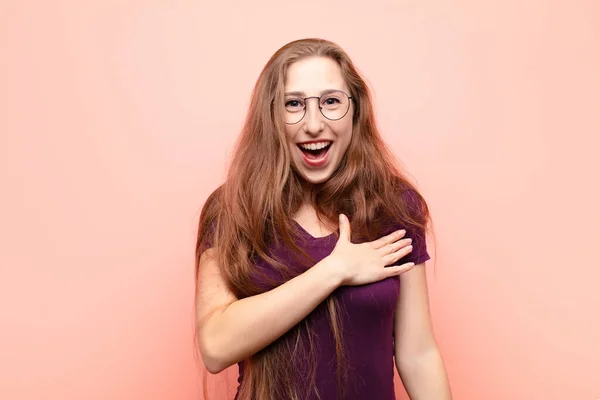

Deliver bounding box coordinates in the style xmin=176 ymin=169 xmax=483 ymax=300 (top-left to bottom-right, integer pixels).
xmin=234 ymin=217 xmax=430 ymax=399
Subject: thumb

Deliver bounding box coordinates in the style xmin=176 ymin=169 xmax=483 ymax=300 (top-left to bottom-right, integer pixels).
xmin=338 ymin=214 xmax=351 ymax=242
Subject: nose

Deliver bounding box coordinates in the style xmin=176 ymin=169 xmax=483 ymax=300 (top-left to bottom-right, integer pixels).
xmin=303 ymin=98 xmax=324 ymax=135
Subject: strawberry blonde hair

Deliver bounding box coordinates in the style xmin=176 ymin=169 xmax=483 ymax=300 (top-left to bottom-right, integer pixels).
xmin=195 ymin=38 xmax=430 ymax=400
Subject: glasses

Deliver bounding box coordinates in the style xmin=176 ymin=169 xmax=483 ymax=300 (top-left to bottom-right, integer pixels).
xmin=283 ymin=90 xmax=353 ymax=125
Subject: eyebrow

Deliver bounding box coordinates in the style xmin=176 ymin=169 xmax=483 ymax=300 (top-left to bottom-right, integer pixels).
xmin=284 ymin=89 xmax=345 ymax=97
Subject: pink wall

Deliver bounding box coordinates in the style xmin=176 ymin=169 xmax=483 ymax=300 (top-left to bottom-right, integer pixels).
xmin=1 ymin=1 xmax=599 ymax=399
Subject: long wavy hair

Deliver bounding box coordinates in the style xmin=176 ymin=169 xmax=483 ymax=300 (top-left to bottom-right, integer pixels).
xmin=194 ymin=38 xmax=430 ymax=400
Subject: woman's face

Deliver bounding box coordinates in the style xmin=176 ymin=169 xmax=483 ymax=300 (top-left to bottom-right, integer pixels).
xmin=283 ymin=56 xmax=354 ymax=185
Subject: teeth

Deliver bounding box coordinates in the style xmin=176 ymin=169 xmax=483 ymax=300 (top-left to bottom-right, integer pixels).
xmin=299 ymin=141 xmax=331 ymax=151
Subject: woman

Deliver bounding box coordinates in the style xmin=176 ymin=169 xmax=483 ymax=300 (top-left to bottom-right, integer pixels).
xmin=194 ymin=38 xmax=452 ymax=400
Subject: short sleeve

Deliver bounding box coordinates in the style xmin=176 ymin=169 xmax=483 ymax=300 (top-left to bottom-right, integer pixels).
xmin=389 ymin=189 xmax=431 ymax=266
xmin=402 ymin=220 xmax=430 ymax=266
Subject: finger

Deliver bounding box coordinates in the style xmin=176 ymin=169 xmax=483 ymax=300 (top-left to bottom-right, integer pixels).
xmin=338 ymin=214 xmax=351 ymax=242
xmin=378 ymin=238 xmax=412 ymax=256
xmin=371 ymin=229 xmax=406 ymax=250
xmin=384 ymin=261 xmax=416 ymax=277
xmin=383 ymin=244 xmax=413 ymax=266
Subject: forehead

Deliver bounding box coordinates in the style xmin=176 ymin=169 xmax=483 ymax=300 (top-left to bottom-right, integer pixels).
xmin=284 ymin=56 xmax=348 ymax=95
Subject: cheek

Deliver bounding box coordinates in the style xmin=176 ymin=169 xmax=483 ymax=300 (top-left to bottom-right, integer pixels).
xmin=284 ymin=129 xmax=295 ymax=146
xmin=284 ymin=123 xmax=297 ymax=139
xmin=335 ymin=122 xmax=353 ymax=144
xmin=334 ymin=125 xmax=353 ymax=157
xmin=284 ymin=129 xmax=300 ymax=162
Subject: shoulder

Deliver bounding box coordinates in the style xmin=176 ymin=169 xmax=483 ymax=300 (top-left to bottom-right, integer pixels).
xmin=387 ymin=178 xmax=429 ymax=230
xmin=203 ymin=184 xmax=225 ymax=211
xmin=197 ymin=185 xmax=225 ymax=251
xmin=390 ymin=176 xmax=427 ymax=215
xmin=401 ymin=188 xmax=428 ymax=224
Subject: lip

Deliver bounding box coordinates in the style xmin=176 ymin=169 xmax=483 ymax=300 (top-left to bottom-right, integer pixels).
xmin=298 ymin=142 xmax=332 ymax=168
xmin=297 ymin=139 xmax=333 ymax=145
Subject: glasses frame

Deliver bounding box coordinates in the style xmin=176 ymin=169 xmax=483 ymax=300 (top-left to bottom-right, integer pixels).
xmin=283 ymin=90 xmax=354 ymax=125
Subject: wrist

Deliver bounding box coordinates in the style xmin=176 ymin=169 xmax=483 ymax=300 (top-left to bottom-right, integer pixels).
xmin=316 ymin=255 xmax=345 ymax=288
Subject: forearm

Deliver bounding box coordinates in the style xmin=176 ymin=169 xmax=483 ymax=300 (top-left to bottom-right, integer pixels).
xmin=199 ymin=257 xmax=341 ymax=373
xmin=396 ymin=347 xmax=452 ymax=400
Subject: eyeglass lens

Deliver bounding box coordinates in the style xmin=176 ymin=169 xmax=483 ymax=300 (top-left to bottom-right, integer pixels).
xmin=283 ymin=91 xmax=350 ymax=124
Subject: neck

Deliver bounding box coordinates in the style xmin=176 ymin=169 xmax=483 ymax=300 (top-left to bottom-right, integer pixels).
xmin=299 ymin=180 xmax=315 ymax=205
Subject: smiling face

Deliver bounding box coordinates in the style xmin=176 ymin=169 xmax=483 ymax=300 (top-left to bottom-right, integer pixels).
xmin=283 ymin=56 xmax=354 ymax=185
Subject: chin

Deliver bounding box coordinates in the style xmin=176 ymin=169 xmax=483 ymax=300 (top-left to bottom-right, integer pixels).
xmin=296 ymin=169 xmax=334 ymax=185
xmin=304 ymin=176 xmax=330 ymax=185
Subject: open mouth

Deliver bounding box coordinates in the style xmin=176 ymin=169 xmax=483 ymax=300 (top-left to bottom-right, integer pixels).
xmin=298 ymin=141 xmax=332 ymax=161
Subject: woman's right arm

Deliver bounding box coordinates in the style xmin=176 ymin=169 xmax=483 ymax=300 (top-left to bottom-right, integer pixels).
xmin=196 ymin=248 xmax=344 ymax=374
xmin=195 ymin=214 xmax=414 ymax=374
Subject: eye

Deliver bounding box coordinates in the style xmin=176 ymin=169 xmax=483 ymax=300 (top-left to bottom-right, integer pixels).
xmin=285 ymin=99 xmax=304 ymax=111
xmin=321 ymin=94 xmax=343 ymax=108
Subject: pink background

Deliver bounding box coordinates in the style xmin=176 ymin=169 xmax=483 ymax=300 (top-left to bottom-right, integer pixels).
xmin=1 ymin=1 xmax=599 ymax=399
